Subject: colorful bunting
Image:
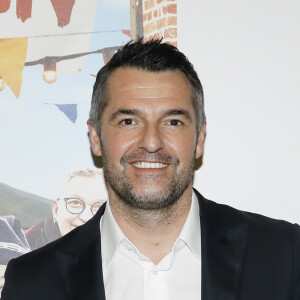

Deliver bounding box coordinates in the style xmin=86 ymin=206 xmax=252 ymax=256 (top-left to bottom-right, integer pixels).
xmin=0 ymin=38 xmax=28 ymax=98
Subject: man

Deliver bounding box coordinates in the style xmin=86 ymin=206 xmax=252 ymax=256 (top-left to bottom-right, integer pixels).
xmin=2 ymin=39 xmax=300 ymax=300
xmin=25 ymin=169 xmax=108 ymax=250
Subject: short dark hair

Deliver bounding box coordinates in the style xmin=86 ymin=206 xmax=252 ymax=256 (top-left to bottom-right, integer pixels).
xmin=89 ymin=38 xmax=205 ymax=134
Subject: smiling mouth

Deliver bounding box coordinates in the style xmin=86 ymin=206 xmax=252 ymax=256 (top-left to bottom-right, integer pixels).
xmin=131 ymin=162 xmax=168 ymax=169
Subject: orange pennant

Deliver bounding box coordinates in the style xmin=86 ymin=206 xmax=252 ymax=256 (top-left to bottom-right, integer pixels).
xmin=0 ymin=38 xmax=28 ymax=98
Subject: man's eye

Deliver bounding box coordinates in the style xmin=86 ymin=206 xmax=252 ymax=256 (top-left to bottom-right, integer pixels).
xmin=68 ymin=200 xmax=82 ymax=207
xmin=120 ymin=119 xmax=136 ymax=126
xmin=168 ymin=120 xmax=182 ymax=126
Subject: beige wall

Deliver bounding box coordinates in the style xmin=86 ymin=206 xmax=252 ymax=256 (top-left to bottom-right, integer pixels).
xmin=178 ymin=0 xmax=300 ymax=223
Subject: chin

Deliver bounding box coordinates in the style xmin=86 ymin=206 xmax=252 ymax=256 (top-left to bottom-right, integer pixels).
xmin=60 ymin=228 xmax=72 ymax=236
xmin=134 ymin=186 xmax=165 ymax=198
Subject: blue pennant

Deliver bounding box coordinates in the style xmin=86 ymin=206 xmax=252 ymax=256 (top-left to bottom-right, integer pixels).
xmin=55 ymin=104 xmax=77 ymax=123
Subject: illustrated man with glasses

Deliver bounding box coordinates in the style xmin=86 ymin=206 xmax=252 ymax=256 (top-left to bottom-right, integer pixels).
xmin=2 ymin=39 xmax=300 ymax=300
xmin=25 ymin=169 xmax=108 ymax=250
xmin=52 ymin=169 xmax=107 ymax=237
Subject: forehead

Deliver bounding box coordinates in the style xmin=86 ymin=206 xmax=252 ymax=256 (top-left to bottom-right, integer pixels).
xmin=60 ymin=175 xmax=108 ymax=201
xmin=105 ymin=67 xmax=194 ymax=111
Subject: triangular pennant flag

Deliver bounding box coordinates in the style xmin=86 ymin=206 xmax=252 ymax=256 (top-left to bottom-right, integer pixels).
xmin=17 ymin=0 xmax=33 ymax=22
xmin=102 ymin=48 xmax=116 ymax=64
xmin=0 ymin=0 xmax=11 ymax=13
xmin=0 ymin=38 xmax=28 ymax=98
xmin=55 ymin=104 xmax=78 ymax=123
xmin=122 ymin=30 xmax=131 ymax=37
xmin=50 ymin=0 xmax=76 ymax=28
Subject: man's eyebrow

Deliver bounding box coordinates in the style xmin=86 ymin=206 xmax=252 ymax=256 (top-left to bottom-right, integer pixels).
xmin=108 ymin=108 xmax=193 ymax=122
xmin=162 ymin=109 xmax=193 ymax=122
xmin=109 ymin=109 xmax=141 ymax=122
xmin=67 ymin=194 xmax=81 ymax=199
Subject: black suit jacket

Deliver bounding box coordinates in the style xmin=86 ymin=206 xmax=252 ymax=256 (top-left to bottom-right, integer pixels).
xmin=2 ymin=190 xmax=300 ymax=300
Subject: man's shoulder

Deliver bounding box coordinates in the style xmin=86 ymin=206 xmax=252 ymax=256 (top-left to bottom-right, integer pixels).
xmin=6 ymin=204 xmax=105 ymax=276
xmin=6 ymin=226 xmax=77 ymax=277
xmin=193 ymin=188 xmax=297 ymax=235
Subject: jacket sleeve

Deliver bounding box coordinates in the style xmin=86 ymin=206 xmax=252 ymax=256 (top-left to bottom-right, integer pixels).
xmin=293 ymin=223 xmax=300 ymax=300
xmin=1 ymin=259 xmax=18 ymax=300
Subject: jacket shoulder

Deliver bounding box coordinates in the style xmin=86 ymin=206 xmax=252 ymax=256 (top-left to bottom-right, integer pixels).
xmin=5 ymin=203 xmax=105 ymax=277
xmin=194 ymin=188 xmax=296 ymax=233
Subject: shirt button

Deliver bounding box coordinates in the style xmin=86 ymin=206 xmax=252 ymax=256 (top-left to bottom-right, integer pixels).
xmin=152 ymin=271 xmax=158 ymax=275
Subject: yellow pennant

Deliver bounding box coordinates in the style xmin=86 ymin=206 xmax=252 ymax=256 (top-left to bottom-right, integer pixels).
xmin=0 ymin=38 xmax=28 ymax=98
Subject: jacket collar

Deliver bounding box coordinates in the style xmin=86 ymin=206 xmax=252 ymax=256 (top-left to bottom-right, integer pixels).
xmin=194 ymin=189 xmax=248 ymax=300
xmin=56 ymin=203 xmax=107 ymax=300
xmin=56 ymin=190 xmax=248 ymax=300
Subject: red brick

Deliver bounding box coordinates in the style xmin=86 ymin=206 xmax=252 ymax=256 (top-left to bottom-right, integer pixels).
xmin=169 ymin=28 xmax=177 ymax=38
xmin=157 ymin=0 xmax=166 ymax=4
xmin=162 ymin=5 xmax=167 ymax=15
xmin=157 ymin=17 xmax=167 ymax=29
xmin=144 ymin=21 xmax=157 ymax=35
xmin=163 ymin=29 xmax=170 ymax=38
xmin=144 ymin=35 xmax=150 ymax=42
xmin=143 ymin=14 xmax=147 ymax=22
xmin=144 ymin=0 xmax=154 ymax=10
xmin=167 ymin=15 xmax=177 ymax=26
xmin=157 ymin=32 xmax=163 ymax=39
xmin=147 ymin=11 xmax=152 ymax=20
xmin=167 ymin=3 xmax=177 ymax=14
xmin=145 ymin=33 xmax=161 ymax=42
xmin=153 ymin=10 xmax=158 ymax=18
xmin=164 ymin=28 xmax=177 ymax=38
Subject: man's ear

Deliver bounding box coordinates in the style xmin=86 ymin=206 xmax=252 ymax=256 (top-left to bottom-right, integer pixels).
xmin=195 ymin=122 xmax=206 ymax=159
xmin=52 ymin=200 xmax=58 ymax=220
xmin=87 ymin=120 xmax=102 ymax=156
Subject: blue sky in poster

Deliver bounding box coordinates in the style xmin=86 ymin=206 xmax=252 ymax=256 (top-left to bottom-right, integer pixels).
xmin=0 ymin=0 xmax=130 ymax=199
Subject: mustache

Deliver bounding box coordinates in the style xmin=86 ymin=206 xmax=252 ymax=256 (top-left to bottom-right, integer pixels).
xmin=120 ymin=151 xmax=179 ymax=165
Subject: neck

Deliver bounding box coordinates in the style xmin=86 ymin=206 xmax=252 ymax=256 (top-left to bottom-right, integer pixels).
xmin=108 ymin=185 xmax=193 ymax=264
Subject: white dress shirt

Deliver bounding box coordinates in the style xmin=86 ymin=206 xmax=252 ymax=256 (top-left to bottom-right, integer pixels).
xmin=100 ymin=191 xmax=201 ymax=300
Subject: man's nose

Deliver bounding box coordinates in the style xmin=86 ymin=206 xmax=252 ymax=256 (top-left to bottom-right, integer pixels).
xmin=137 ymin=124 xmax=164 ymax=153
xmin=78 ymin=206 xmax=93 ymax=223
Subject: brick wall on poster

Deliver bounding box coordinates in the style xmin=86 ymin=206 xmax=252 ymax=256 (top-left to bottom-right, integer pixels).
xmin=142 ymin=0 xmax=177 ymax=46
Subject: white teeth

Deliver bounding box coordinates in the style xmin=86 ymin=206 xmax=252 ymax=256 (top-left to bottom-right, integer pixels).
xmin=132 ymin=162 xmax=168 ymax=169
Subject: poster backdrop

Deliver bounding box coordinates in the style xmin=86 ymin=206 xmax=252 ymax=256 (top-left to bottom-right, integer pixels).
xmin=0 ymin=0 xmax=130 ymax=295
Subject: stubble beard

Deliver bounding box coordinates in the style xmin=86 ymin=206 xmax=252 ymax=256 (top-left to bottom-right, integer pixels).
xmin=100 ymin=140 xmax=195 ymax=213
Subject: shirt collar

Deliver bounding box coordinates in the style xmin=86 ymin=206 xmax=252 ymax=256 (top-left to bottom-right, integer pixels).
xmin=100 ymin=191 xmax=201 ymax=268
xmin=100 ymin=199 xmax=125 ymax=269
xmin=175 ymin=191 xmax=201 ymax=260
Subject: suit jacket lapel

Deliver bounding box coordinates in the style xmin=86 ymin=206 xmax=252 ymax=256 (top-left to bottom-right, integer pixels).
xmin=56 ymin=204 xmax=107 ymax=300
xmin=195 ymin=190 xmax=248 ymax=300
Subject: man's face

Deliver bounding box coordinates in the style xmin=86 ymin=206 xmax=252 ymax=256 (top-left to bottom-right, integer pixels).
xmin=52 ymin=175 xmax=108 ymax=236
xmin=89 ymin=68 xmax=206 ymax=210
